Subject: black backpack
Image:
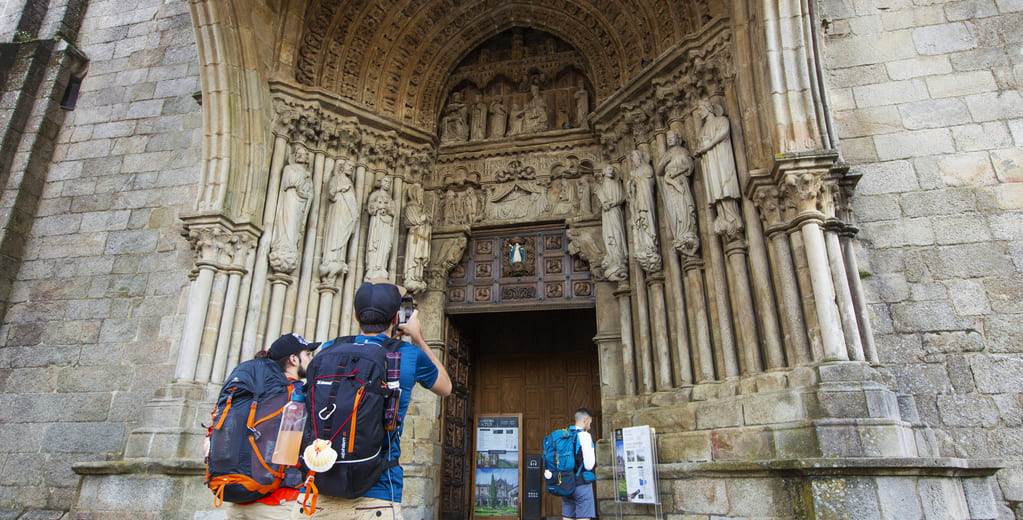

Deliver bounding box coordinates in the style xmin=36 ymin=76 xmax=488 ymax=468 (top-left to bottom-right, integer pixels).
xmin=301 ymin=336 xmax=403 ymax=500
xmin=205 ymin=358 xmax=300 ymax=505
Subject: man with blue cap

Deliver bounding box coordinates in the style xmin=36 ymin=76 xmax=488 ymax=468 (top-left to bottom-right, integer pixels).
xmin=295 ymin=280 xmax=451 ymax=519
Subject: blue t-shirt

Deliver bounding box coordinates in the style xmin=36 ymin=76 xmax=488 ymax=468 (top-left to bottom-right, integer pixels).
xmin=352 ymin=334 xmax=440 ymax=502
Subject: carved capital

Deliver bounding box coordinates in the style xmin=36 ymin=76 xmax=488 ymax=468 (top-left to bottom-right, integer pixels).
xmin=187 ymin=226 xmax=235 ymax=269
xmin=781 ymin=170 xmax=826 ymax=219
xmin=752 ymin=185 xmax=785 ymax=231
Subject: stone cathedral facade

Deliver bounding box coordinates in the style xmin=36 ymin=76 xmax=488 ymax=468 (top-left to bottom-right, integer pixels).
xmin=1 ymin=0 xmax=1021 ymax=519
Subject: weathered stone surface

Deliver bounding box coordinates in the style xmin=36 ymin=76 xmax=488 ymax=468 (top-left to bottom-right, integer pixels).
xmin=972 ymin=355 xmax=1023 ymax=393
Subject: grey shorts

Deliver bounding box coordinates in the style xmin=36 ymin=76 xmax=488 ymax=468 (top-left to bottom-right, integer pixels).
xmin=562 ymin=483 xmax=595 ymax=519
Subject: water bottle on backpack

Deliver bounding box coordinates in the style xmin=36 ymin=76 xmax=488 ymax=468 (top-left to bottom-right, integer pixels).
xmin=271 ymin=390 xmax=307 ymax=466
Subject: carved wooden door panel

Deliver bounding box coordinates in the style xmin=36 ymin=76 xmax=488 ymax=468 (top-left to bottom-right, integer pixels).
xmin=470 ymin=310 xmax=601 ymax=519
xmin=441 ymin=318 xmax=473 ymax=520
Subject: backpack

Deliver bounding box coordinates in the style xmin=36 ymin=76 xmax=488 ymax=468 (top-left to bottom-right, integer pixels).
xmin=299 ymin=336 xmax=403 ymax=507
xmin=542 ymin=427 xmax=594 ymax=496
xmin=205 ymin=358 xmax=300 ymax=506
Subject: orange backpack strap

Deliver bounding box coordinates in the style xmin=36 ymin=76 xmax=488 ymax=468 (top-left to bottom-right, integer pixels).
xmin=300 ymin=472 xmax=319 ymax=516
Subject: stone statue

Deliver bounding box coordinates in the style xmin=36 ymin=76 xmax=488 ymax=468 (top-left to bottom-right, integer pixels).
xmin=471 ymin=94 xmax=488 ymax=141
xmin=462 ymin=186 xmax=480 ymax=224
xmin=489 ymin=99 xmax=508 ymax=138
xmin=442 ymin=189 xmax=460 ymax=225
xmin=440 ymin=92 xmax=469 ymax=143
xmin=695 ymin=99 xmax=743 ymax=239
xmin=403 ymin=183 xmax=431 ymax=293
xmin=508 ymin=102 xmax=524 ymax=136
xmin=552 ymin=177 xmax=576 ymax=215
xmin=364 ymin=175 xmax=396 ymax=280
xmin=626 ymin=149 xmax=662 ymax=273
xmin=269 ymin=143 xmax=314 ymax=274
xmin=595 ymin=164 xmax=628 ymax=282
xmin=319 ymin=158 xmax=359 ymax=283
xmin=656 ymin=130 xmax=700 ymax=256
xmin=522 ymin=83 xmax=548 ymax=133
xmin=577 ymin=175 xmax=592 ymax=214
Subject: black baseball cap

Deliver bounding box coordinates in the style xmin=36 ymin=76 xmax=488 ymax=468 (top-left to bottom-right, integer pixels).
xmin=267 ymin=333 xmax=320 ymax=360
xmin=354 ymin=280 xmax=404 ymax=324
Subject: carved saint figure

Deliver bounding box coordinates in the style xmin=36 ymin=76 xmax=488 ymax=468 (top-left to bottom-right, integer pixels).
xmin=626 ymin=150 xmax=662 ymax=273
xmin=656 ymin=130 xmax=700 ymax=256
xmin=471 ymin=94 xmax=488 ymax=141
xmin=508 ymin=102 xmax=524 ymax=136
xmin=462 ymin=186 xmax=480 ymax=224
xmin=595 ymin=164 xmax=628 ymax=282
xmin=364 ymin=176 xmax=396 ymax=280
xmin=522 ymin=83 xmax=549 ymax=133
xmin=403 ymin=183 xmax=431 ymax=293
xmin=695 ymin=99 xmax=743 ymax=239
xmin=269 ymin=144 xmax=314 ymax=274
xmin=552 ymin=177 xmax=576 ymax=215
xmin=489 ymin=99 xmax=508 ymax=138
xmin=319 ymin=159 xmax=359 ymax=283
xmin=577 ymin=175 xmax=592 ymax=214
xmin=442 ymin=189 xmax=460 ymax=226
xmin=440 ymin=92 xmax=469 ymax=143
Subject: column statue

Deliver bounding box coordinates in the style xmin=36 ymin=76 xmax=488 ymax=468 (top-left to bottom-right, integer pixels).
xmin=656 ymin=130 xmax=700 ymax=256
xmin=440 ymin=92 xmax=469 ymax=143
xmin=269 ymin=143 xmax=314 ymax=274
xmin=694 ymin=99 xmax=743 ymax=239
xmin=319 ymin=158 xmax=359 ymax=283
xmin=626 ymin=149 xmax=662 ymax=272
xmin=470 ymin=94 xmax=488 ymax=141
xmin=403 ymin=183 xmax=431 ymax=293
xmin=364 ymin=176 xmax=396 ymax=280
xmin=489 ymin=99 xmax=508 ymax=138
xmin=595 ymin=164 xmax=629 ymax=282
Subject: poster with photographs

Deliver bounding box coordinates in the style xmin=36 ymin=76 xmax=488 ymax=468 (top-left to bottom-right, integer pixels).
xmin=613 ymin=425 xmax=659 ymax=504
xmin=473 ymin=414 xmax=522 ymax=519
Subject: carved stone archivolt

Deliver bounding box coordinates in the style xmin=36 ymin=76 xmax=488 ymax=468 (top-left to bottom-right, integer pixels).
xmin=294 ymin=0 xmax=711 ymax=130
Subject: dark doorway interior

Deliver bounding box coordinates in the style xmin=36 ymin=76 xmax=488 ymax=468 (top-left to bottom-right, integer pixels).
xmin=446 ymin=308 xmax=600 ymax=519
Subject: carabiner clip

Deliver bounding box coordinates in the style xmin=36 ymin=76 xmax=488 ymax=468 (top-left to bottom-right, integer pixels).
xmin=318 ymin=403 xmax=336 ymax=421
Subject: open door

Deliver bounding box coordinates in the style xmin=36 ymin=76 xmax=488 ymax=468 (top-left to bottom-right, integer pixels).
xmin=456 ymin=309 xmax=600 ymax=519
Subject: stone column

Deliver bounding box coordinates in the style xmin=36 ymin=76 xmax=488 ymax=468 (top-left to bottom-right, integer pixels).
xmin=614 ymin=282 xmax=637 ymax=395
xmin=241 ymin=134 xmax=288 ymax=359
xmin=210 ymin=233 xmax=256 ymax=385
xmin=293 ymin=150 xmax=325 ymax=336
xmin=646 ymin=272 xmax=673 ymax=391
xmin=752 ymin=183 xmax=812 ymax=366
xmin=743 ymin=197 xmax=786 ymax=369
xmin=594 ymin=280 xmax=625 ymax=396
xmin=841 ymin=227 xmax=878 ymax=363
xmin=174 ymin=225 xmax=230 ymax=382
xmin=339 ymin=153 xmax=373 ymax=335
xmin=784 ymin=169 xmax=847 ymax=362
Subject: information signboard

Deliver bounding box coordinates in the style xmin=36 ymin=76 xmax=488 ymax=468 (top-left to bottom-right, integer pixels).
xmin=613 ymin=425 xmax=659 ymax=505
xmin=472 ymin=414 xmax=522 ymax=519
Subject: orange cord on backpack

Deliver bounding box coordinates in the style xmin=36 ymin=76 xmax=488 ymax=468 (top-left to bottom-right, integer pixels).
xmin=300 ymin=472 xmax=319 ymax=516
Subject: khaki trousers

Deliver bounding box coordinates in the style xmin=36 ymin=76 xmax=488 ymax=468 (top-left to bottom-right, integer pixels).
xmin=290 ymin=496 xmax=402 ymax=520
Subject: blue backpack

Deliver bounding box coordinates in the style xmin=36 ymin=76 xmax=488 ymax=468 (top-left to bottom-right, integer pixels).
xmin=542 ymin=427 xmax=594 ymax=496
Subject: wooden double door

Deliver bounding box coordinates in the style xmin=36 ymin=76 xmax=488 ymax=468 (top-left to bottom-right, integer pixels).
xmin=441 ymin=308 xmax=601 ymax=520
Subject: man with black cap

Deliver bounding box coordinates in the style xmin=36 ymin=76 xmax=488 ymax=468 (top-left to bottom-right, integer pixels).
xmin=222 ymin=333 xmax=319 ymax=520
xmin=296 ymin=280 xmax=451 ymax=519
